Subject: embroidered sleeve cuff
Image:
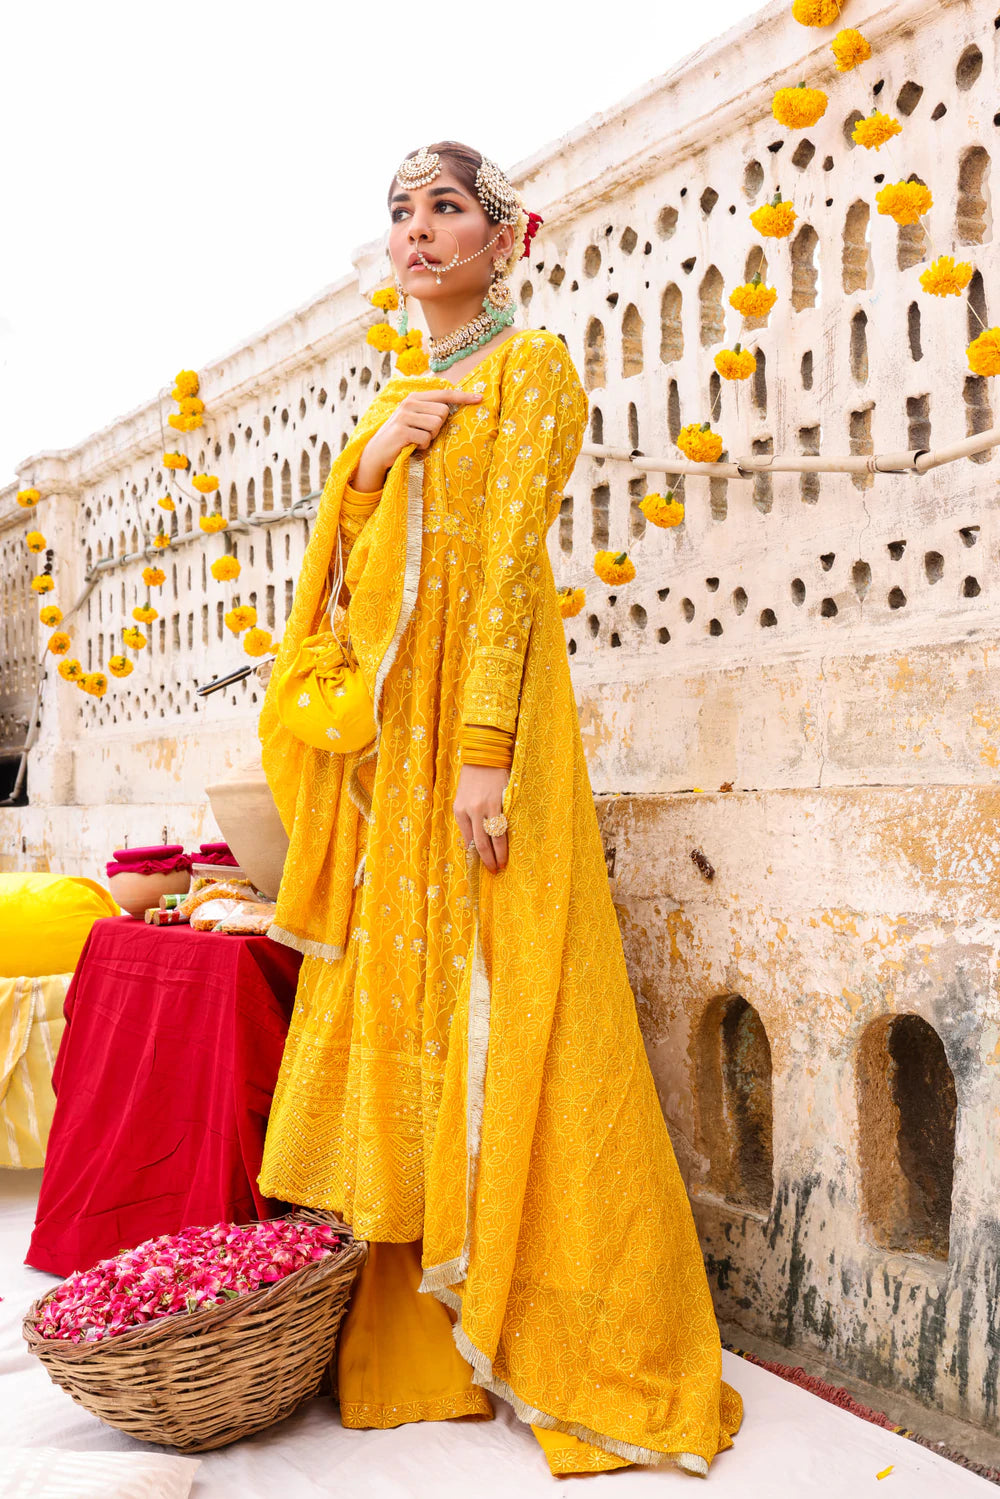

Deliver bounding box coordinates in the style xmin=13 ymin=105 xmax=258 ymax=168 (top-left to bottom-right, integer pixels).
xmin=462 ymin=647 xmax=524 ymax=734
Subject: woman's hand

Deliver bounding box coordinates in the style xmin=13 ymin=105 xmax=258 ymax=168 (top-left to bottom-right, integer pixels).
xmin=353 ymin=388 xmax=482 ymax=491
xmin=454 ymin=764 xmax=509 ymax=874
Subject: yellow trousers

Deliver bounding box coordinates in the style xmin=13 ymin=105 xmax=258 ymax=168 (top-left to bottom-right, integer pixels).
xmin=337 ymin=1241 xmax=632 ymax=1477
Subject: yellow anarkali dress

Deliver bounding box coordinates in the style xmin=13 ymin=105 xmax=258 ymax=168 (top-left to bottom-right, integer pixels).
xmin=257 ymin=328 xmax=742 ymax=1476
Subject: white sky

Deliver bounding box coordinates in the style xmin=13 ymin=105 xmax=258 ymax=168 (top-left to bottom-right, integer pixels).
xmin=1 ymin=0 xmax=761 ymax=487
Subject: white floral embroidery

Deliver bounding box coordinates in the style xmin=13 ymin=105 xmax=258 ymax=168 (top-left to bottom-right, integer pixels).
xmin=325 ymin=725 xmax=340 ymax=741
xmin=517 ymin=444 xmax=534 ymax=461
xmin=501 ymin=419 xmax=517 ymax=437
xmin=412 ymin=725 xmax=426 ymax=741
xmin=393 ymin=934 xmax=404 ymax=952
xmin=540 ymin=413 xmax=556 ymax=431
xmin=457 ymin=455 xmax=473 ymax=472
xmin=495 ymin=475 xmax=510 ymax=492
xmin=488 ymin=606 xmax=503 ymax=626
xmin=508 ymin=498 xmax=524 ymax=516
xmin=297 ymin=691 xmax=311 ymax=707
xmin=525 ymin=531 xmax=538 ymax=548
xmin=524 ymin=387 xmax=541 ymax=404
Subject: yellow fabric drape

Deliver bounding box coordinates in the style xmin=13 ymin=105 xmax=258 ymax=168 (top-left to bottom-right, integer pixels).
xmin=258 ymin=331 xmax=742 ymax=1474
xmin=0 ymin=974 xmax=70 ymax=1168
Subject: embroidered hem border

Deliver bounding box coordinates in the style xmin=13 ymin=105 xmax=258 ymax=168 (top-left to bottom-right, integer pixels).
xmin=265 ymin=922 xmax=344 ymax=963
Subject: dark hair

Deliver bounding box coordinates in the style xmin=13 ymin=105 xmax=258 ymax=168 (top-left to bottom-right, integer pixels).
xmin=387 ymin=140 xmax=498 ymax=220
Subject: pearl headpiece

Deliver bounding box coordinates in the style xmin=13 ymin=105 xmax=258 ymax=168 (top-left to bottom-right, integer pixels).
xmin=395 ymin=145 xmax=442 ymax=191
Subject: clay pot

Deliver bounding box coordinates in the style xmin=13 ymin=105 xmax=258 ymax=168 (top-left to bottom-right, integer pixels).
xmin=108 ymin=868 xmax=191 ymax=921
xmin=205 ymin=755 xmax=289 ymax=902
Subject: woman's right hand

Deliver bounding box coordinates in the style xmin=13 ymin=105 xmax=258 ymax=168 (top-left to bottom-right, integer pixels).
xmin=354 ymin=388 xmax=482 ymax=490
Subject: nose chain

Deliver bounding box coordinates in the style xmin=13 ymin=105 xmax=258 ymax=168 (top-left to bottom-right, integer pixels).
xmin=413 ymin=230 xmax=504 ymax=284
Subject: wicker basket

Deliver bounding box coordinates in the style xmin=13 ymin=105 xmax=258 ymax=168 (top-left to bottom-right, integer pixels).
xmin=23 ymin=1208 xmax=367 ymax=1453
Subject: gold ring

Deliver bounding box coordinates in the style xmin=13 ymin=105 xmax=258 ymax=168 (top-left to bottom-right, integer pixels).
xmin=482 ymin=813 xmax=508 ymax=838
xmin=466 ymin=839 xmax=477 ymax=854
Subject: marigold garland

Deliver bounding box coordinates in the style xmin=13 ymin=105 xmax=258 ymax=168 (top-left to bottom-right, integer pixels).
xmin=243 ymin=627 xmax=274 ymax=657
xmin=80 ymin=672 xmax=108 ymax=698
xmin=152 ymin=534 xmax=171 ymax=550
xmin=39 ymin=605 xmax=62 ymax=626
xmin=178 ymin=396 xmax=205 ymax=416
xmin=852 ymin=111 xmax=902 ymax=150
xmin=876 ymin=180 xmax=932 ymax=225
xmin=168 ymin=413 xmax=203 ymax=433
xmin=593 ymin=551 xmax=637 ymax=586
xmin=25 ymin=531 xmax=46 ymax=553
xmin=714 ymin=346 xmax=757 ymax=381
xmin=108 ymin=655 xmax=134 ymax=678
xmin=162 ymin=452 xmax=189 ymax=471
xmin=370 ymin=287 xmax=399 ymax=313
xmin=172 ymin=370 xmax=200 ymax=400
xmin=729 ymin=276 xmax=778 ymax=318
xmin=366 ymin=323 xmax=398 ymax=353
xmin=750 ymin=194 xmax=797 ymax=238
xmin=557 ymin=587 xmax=586 ymax=618
xmin=396 ymin=346 xmax=430 ymax=376
xmin=677 ymin=422 xmax=724 ymax=463
xmin=46 ymin=632 xmax=71 ymax=655
xmin=122 ymin=626 xmax=148 ymax=650
xmin=791 ymin=0 xmax=841 ymax=24
xmin=16 ymin=488 xmax=40 ymax=508
xmin=211 ymin=556 xmax=241 ymax=582
xmin=132 ymin=605 xmax=158 ymax=623
xmin=31 ymin=575 xmax=55 ymax=594
xmin=639 ymin=492 xmax=686 ymax=529
xmin=772 ymin=84 xmax=828 ymax=129
xmin=967 ymin=328 xmax=1000 ymax=378
xmin=142 ymin=566 xmax=166 ymax=587
xmin=225 ymin=605 xmax=257 ymax=635
xmin=919 ymin=255 xmax=974 ymax=297
xmin=157 ymin=496 xmax=176 ymax=511
xmin=192 ymin=474 xmax=219 ymax=494
xmin=199 ymin=513 xmax=228 ymax=533
xmin=58 ymin=658 xmax=83 ymax=682
xmin=831 ymin=27 xmax=871 ymax=69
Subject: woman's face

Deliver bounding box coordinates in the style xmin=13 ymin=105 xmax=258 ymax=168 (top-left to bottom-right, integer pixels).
xmin=388 ymin=171 xmax=514 ymax=303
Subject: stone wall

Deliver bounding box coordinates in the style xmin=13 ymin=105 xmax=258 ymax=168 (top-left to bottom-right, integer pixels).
xmin=2 ymin=0 xmax=999 ymax=1434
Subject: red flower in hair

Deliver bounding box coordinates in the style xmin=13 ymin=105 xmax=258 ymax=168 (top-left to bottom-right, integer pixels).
xmin=521 ymin=211 xmax=543 ymax=258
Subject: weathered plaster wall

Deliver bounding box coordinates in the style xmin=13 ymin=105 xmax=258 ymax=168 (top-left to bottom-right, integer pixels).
xmin=1 ymin=0 xmax=998 ymax=1434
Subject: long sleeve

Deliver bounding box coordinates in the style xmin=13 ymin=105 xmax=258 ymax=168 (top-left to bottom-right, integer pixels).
xmin=461 ymin=334 xmax=588 ymax=735
xmin=325 ymin=480 xmax=382 ymax=613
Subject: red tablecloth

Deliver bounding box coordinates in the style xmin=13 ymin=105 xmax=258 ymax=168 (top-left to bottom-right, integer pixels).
xmin=27 ymin=915 xmax=301 ymax=1276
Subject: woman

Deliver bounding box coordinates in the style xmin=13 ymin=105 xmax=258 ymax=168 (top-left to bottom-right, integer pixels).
xmin=257 ymin=140 xmax=743 ymax=1476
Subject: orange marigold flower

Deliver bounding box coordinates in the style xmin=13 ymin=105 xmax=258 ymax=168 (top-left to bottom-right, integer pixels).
xmin=25 ymin=530 xmax=46 ymax=552
xmin=557 ymin=587 xmax=585 ymax=618
xmin=677 ymin=423 xmax=724 ymax=463
xmin=158 ymin=496 xmax=176 ymax=511
xmin=225 ymin=604 xmax=257 ymax=635
xmin=405 ymin=328 xmax=423 ymax=348
xmin=639 ymin=492 xmax=686 ymax=529
xmin=108 ymin=655 xmax=134 ymax=678
xmin=122 ymin=626 xmax=148 ymax=650
xmin=16 ymin=487 xmax=40 ymax=507
xmin=593 ymin=551 xmax=636 ymax=586
xmin=58 ymin=657 xmax=83 ymax=681
xmin=876 ymin=180 xmax=933 ymax=225
xmin=168 ymin=413 xmax=203 ymax=433
xmin=142 ymin=566 xmax=166 ymax=587
xmin=31 ymin=574 xmax=55 ymax=594
xmin=81 ymin=672 xmax=108 ymax=698
xmin=199 ymin=513 xmax=228 ymax=533
xmin=366 ymin=323 xmax=398 ymax=353
xmin=162 ymin=451 xmax=189 ymax=470
xmin=132 ymin=605 xmax=158 ymax=623
xmin=772 ymin=84 xmax=828 ymax=129
xmin=172 ymin=369 xmax=200 ymax=400
xmin=729 ymin=277 xmax=778 ymax=318
xmin=47 ymin=631 xmax=71 ymax=655
xmin=750 ymin=196 xmax=797 ymax=238
xmin=396 ymin=346 xmax=430 ymax=375
xmin=714 ymin=346 xmax=757 ymax=380
xmin=852 ymin=111 xmax=902 ymax=150
xmin=192 ymin=474 xmax=219 ymax=494
xmin=919 ymin=255 xmax=974 ymax=297
xmin=967 ymin=328 xmax=1000 ymax=378
xmin=152 ymin=533 xmax=171 ymax=550
xmin=243 ymin=627 xmax=274 ymax=657
xmin=211 ymin=556 xmax=241 ymax=582
xmin=178 ymin=396 xmax=204 ymax=415
xmin=792 ymin=0 xmax=840 ymax=24
xmin=831 ymin=27 xmax=871 ymax=70
xmin=40 ymin=604 xmax=62 ymax=626
xmin=370 ymin=287 xmax=399 ymax=312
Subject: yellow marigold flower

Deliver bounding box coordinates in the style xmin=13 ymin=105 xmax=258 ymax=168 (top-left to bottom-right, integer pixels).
xmin=729 ymin=277 xmax=778 ymax=318
xmin=557 ymin=587 xmax=586 ymax=618
xmin=178 ymin=396 xmax=204 ymax=415
xmin=142 ymin=566 xmax=166 ymax=587
xmin=366 ymin=323 xmax=398 ymax=353
xmin=772 ymin=84 xmax=828 ymax=129
xmin=792 ymin=0 xmax=840 ymax=24
xmin=243 ymin=627 xmax=274 ymax=657
xmin=639 ymin=491 xmax=685 ymax=529
xmin=16 ymin=487 xmax=41 ymax=507
xmin=47 ymin=631 xmax=71 ymax=655
xmin=192 ymin=474 xmax=219 ymax=494
xmin=714 ymin=346 xmax=757 ymax=381
xmin=397 ymin=346 xmax=430 ymax=375
xmin=168 ymin=412 xmax=203 ymax=433
xmin=40 ymin=604 xmax=62 ymax=626
xmin=593 ymin=551 xmax=636 ymax=586
xmin=677 ymin=422 xmax=724 ymax=463
xmin=122 ymin=626 xmax=148 ymax=650
xmin=831 ymin=28 xmax=872 ymax=70
xmin=919 ymin=255 xmax=974 ymax=297
xmin=225 ymin=604 xmax=257 ymax=635
xmin=81 ymin=672 xmax=109 ymax=698
xmin=152 ymin=533 xmax=171 ymax=550
xmin=967 ymin=328 xmax=1000 ymax=378
xmin=108 ymin=655 xmax=134 ymax=678
xmin=132 ymin=605 xmax=158 ymax=623
xmin=750 ymin=196 xmax=797 ymax=238
xmin=853 ymin=111 xmax=902 ymax=150
xmin=405 ymin=327 xmax=423 ymax=348
xmin=370 ymin=287 xmax=399 ymax=312
xmin=158 ymin=496 xmax=176 ymax=511
xmin=162 ymin=451 xmax=189 ymax=470
xmin=211 ymin=556 xmax=241 ymax=582
xmin=199 ymin=513 xmax=228 ymax=533
xmin=876 ymin=180 xmax=933 ymax=225
xmin=58 ymin=657 xmax=83 ymax=681
xmin=172 ymin=369 xmax=200 ymax=399
xmin=25 ymin=530 xmax=46 ymax=552
xmin=31 ymin=574 xmax=55 ymax=594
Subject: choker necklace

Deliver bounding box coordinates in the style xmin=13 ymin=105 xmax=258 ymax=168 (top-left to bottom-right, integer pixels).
xmin=428 ymin=275 xmax=516 ymax=372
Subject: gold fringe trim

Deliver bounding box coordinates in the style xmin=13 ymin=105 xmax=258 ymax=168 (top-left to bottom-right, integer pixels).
xmin=265 ymin=922 xmax=344 ymax=963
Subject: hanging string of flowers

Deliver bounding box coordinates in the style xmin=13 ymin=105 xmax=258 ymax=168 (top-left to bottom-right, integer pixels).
xmin=366 ymin=286 xmax=430 ymax=375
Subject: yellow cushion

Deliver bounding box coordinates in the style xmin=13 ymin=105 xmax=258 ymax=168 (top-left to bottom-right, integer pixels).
xmin=0 ymin=873 xmax=119 ymax=978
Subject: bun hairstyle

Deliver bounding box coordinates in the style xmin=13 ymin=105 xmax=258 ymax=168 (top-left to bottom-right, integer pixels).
xmin=388 ymin=140 xmax=538 ymax=276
